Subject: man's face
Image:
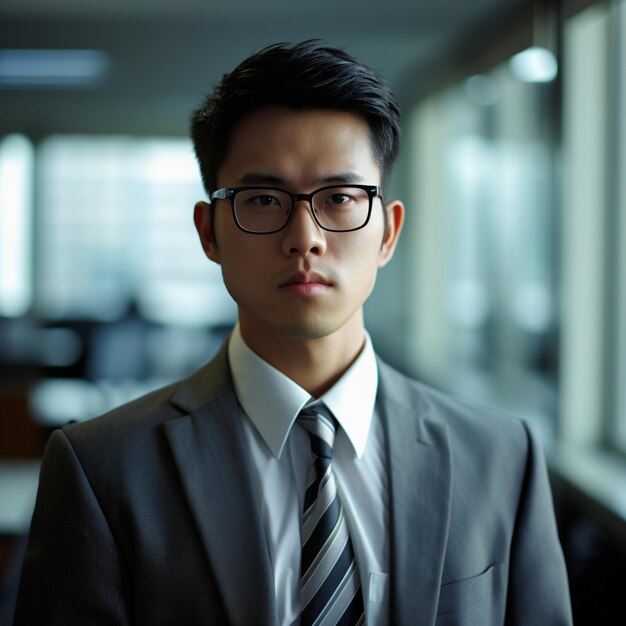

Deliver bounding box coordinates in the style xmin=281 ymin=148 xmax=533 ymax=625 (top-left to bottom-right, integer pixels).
xmin=194 ymin=106 xmax=403 ymax=350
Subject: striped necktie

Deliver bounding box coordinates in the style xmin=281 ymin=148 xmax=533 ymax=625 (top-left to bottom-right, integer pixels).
xmin=298 ymin=406 xmax=365 ymax=626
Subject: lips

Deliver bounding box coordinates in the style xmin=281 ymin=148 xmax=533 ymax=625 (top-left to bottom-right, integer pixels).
xmin=279 ymin=271 xmax=332 ymax=296
xmin=279 ymin=271 xmax=331 ymax=287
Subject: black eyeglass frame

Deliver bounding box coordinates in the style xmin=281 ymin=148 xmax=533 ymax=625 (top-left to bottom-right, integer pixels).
xmin=208 ymin=184 xmax=383 ymax=234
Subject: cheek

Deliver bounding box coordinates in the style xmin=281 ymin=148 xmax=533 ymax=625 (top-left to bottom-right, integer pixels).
xmin=339 ymin=235 xmax=384 ymax=281
xmin=352 ymin=223 xmax=386 ymax=259
xmin=217 ymin=236 xmax=272 ymax=289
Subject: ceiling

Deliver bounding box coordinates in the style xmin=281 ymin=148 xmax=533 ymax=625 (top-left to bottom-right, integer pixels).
xmin=0 ymin=0 xmax=527 ymax=136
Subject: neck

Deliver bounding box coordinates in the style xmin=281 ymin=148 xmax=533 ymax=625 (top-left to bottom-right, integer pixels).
xmin=238 ymin=314 xmax=366 ymax=397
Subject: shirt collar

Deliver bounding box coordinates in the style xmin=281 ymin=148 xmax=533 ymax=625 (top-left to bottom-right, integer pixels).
xmin=228 ymin=323 xmax=378 ymax=459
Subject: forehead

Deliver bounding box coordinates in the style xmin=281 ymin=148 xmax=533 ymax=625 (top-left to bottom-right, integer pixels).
xmin=217 ymin=106 xmax=380 ymax=187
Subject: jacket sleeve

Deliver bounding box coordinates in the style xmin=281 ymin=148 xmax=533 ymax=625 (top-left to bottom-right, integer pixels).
xmin=13 ymin=429 xmax=132 ymax=625
xmin=505 ymin=422 xmax=573 ymax=625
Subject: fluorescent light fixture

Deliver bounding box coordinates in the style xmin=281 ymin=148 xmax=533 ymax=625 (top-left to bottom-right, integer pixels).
xmin=509 ymin=46 xmax=558 ymax=83
xmin=0 ymin=49 xmax=110 ymax=87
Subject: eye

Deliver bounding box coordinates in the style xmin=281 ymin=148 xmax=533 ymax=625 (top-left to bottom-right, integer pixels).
xmin=239 ymin=192 xmax=287 ymax=211
xmin=328 ymin=193 xmax=351 ymax=205
xmin=319 ymin=188 xmax=360 ymax=209
xmin=252 ymin=194 xmax=281 ymax=206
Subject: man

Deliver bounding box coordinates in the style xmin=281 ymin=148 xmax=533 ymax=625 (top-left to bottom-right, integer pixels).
xmin=15 ymin=41 xmax=572 ymax=624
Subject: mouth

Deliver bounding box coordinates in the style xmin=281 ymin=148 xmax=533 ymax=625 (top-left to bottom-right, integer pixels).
xmin=280 ymin=271 xmax=330 ymax=287
xmin=279 ymin=271 xmax=332 ymax=296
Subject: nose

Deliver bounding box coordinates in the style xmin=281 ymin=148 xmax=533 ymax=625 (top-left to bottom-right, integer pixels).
xmin=280 ymin=200 xmax=327 ymax=257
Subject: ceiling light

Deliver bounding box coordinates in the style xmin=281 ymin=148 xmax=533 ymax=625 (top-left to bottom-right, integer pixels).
xmin=509 ymin=46 xmax=558 ymax=83
xmin=0 ymin=49 xmax=110 ymax=87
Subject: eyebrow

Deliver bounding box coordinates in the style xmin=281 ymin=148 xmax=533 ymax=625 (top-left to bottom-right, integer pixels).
xmin=238 ymin=171 xmax=366 ymax=186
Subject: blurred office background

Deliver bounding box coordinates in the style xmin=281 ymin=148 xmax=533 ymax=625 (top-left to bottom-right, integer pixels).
xmin=0 ymin=0 xmax=625 ymax=623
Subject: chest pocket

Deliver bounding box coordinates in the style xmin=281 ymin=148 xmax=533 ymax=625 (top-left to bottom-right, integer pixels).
xmin=435 ymin=562 xmax=505 ymax=626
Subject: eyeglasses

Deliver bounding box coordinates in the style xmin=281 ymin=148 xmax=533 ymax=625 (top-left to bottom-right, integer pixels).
xmin=209 ymin=184 xmax=382 ymax=234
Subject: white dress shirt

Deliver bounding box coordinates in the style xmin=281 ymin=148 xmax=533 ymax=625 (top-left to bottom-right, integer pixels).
xmin=228 ymin=324 xmax=390 ymax=625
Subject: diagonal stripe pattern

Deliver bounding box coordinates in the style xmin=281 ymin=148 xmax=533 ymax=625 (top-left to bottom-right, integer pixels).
xmin=298 ymin=406 xmax=365 ymax=626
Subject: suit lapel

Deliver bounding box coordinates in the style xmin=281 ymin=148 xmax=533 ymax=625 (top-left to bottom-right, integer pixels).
xmin=163 ymin=348 xmax=278 ymax=625
xmin=378 ymin=364 xmax=452 ymax=624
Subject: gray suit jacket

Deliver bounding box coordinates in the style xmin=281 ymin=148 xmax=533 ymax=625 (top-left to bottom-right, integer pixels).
xmin=15 ymin=343 xmax=572 ymax=625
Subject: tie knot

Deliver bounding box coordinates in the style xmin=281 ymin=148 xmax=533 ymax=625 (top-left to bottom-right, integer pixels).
xmin=298 ymin=406 xmax=337 ymax=460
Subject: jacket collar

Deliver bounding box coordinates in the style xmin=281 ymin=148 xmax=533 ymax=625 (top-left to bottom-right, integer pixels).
xmin=164 ymin=343 xmax=278 ymax=625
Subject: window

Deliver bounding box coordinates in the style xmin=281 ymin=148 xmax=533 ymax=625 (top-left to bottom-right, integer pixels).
xmin=403 ymin=0 xmax=626 ymax=454
xmin=34 ymin=135 xmax=235 ymax=327
xmin=0 ymin=134 xmax=33 ymax=317
xmin=406 ymin=39 xmax=559 ymax=442
xmin=560 ymin=0 xmax=626 ymax=452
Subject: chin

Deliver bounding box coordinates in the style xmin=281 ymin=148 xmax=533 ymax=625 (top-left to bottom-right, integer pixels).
xmin=271 ymin=315 xmax=345 ymax=341
xmin=277 ymin=324 xmax=337 ymax=341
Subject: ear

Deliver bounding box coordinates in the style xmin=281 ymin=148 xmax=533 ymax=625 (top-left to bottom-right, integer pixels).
xmin=193 ymin=201 xmax=220 ymax=264
xmin=378 ymin=199 xmax=404 ymax=268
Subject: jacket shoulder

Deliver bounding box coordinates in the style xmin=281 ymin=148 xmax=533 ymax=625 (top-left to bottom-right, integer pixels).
xmin=62 ymin=343 xmax=232 ymax=449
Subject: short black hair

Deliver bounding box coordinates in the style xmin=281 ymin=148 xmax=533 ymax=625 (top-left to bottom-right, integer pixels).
xmin=190 ymin=40 xmax=401 ymax=194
